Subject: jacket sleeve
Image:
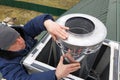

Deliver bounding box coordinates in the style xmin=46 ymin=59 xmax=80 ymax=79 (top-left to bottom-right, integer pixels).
xmin=29 ymin=70 xmax=57 ymax=80
xmin=0 ymin=61 xmax=57 ymax=80
xmin=23 ymin=14 xmax=54 ymax=38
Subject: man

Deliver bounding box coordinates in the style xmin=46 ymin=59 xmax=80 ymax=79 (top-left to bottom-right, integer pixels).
xmin=0 ymin=14 xmax=80 ymax=80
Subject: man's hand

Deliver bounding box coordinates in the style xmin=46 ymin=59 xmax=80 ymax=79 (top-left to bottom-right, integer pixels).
xmin=44 ymin=19 xmax=69 ymax=41
xmin=55 ymin=56 xmax=80 ymax=80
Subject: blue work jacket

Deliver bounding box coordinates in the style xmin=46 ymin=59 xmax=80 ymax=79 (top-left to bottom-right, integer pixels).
xmin=0 ymin=14 xmax=57 ymax=80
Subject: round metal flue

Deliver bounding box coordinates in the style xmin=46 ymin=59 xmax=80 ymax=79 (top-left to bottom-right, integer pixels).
xmin=56 ymin=13 xmax=107 ymax=62
xmin=65 ymin=17 xmax=95 ymax=35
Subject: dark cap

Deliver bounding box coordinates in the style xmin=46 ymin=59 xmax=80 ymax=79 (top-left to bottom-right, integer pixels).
xmin=0 ymin=24 xmax=20 ymax=50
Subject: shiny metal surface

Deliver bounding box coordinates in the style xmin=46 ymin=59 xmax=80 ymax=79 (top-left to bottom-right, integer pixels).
xmin=56 ymin=13 xmax=107 ymax=62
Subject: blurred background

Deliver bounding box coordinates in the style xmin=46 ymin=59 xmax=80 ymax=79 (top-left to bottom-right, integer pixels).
xmin=0 ymin=0 xmax=80 ymax=25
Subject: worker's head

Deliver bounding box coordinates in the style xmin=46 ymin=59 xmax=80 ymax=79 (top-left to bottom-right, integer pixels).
xmin=0 ymin=24 xmax=26 ymax=51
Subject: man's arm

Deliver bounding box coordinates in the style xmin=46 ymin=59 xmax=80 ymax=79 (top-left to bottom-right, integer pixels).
xmin=0 ymin=60 xmax=57 ymax=80
xmin=0 ymin=55 xmax=80 ymax=80
xmin=23 ymin=14 xmax=54 ymax=38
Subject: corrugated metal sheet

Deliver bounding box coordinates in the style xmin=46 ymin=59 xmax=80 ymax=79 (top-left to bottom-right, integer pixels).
xmin=104 ymin=0 xmax=120 ymax=41
xmin=117 ymin=0 xmax=120 ymax=41
xmin=63 ymin=0 xmax=109 ymax=23
xmin=63 ymin=0 xmax=120 ymax=41
xmin=106 ymin=0 xmax=117 ymax=41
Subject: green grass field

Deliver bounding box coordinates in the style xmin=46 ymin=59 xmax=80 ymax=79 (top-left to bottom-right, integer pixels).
xmin=0 ymin=0 xmax=80 ymax=25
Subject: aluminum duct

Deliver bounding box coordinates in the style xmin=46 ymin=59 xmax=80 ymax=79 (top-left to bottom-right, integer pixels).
xmin=56 ymin=13 xmax=107 ymax=62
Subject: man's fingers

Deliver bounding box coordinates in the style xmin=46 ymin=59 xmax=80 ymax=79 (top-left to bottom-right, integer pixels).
xmin=57 ymin=30 xmax=68 ymax=39
xmin=59 ymin=56 xmax=64 ymax=64
xmin=69 ymin=66 xmax=81 ymax=73
xmin=51 ymin=35 xmax=56 ymax=41
xmin=67 ymin=63 xmax=80 ymax=68
xmin=67 ymin=63 xmax=81 ymax=72
xmin=61 ymin=26 xmax=69 ymax=30
xmin=56 ymin=25 xmax=69 ymax=39
xmin=64 ymin=63 xmax=80 ymax=73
